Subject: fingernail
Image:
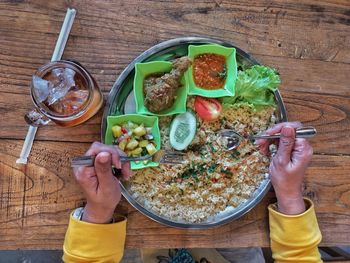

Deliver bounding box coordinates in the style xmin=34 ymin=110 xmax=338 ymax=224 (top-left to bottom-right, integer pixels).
xmin=282 ymin=126 xmax=294 ymax=137
xmin=115 ymin=160 xmax=122 ymax=169
xmin=254 ymin=139 xmax=263 ymax=145
xmin=98 ymin=152 xmax=110 ymax=163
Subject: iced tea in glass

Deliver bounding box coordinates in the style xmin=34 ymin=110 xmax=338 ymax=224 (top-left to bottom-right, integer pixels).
xmin=25 ymin=60 xmax=103 ymax=127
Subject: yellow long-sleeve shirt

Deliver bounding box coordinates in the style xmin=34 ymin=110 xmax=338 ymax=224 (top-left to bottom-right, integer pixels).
xmin=268 ymin=198 xmax=322 ymax=262
xmin=63 ymin=198 xmax=322 ymax=262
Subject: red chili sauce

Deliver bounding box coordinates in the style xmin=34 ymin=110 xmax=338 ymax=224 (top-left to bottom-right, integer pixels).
xmin=193 ymin=53 xmax=226 ymax=90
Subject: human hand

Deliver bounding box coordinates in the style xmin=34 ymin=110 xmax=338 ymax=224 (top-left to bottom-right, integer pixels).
xmin=257 ymin=122 xmax=313 ymax=215
xmin=73 ymin=142 xmax=132 ymax=223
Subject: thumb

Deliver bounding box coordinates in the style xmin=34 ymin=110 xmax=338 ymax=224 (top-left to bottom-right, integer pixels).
xmin=94 ymin=152 xmax=114 ymax=187
xmin=276 ymin=126 xmax=295 ymax=165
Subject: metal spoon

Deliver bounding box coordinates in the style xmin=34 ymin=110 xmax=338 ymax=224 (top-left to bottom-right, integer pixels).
xmin=219 ymin=126 xmax=317 ymax=151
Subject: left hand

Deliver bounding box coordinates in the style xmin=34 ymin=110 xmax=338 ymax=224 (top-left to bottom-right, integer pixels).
xmin=73 ymin=142 xmax=132 ymax=223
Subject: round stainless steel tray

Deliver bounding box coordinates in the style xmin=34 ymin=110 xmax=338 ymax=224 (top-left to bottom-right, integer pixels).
xmin=101 ymin=37 xmax=287 ymax=229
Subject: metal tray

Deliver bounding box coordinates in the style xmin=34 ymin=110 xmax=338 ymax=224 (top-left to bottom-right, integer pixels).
xmin=101 ymin=37 xmax=287 ymax=229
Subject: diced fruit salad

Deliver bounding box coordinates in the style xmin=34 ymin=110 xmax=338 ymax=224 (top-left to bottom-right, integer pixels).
xmin=112 ymin=121 xmax=157 ymax=158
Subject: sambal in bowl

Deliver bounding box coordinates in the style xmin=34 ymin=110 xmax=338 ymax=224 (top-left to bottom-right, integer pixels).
xmin=187 ymin=44 xmax=237 ymax=98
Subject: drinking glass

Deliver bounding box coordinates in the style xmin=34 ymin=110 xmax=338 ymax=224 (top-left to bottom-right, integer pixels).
xmin=25 ymin=60 xmax=103 ymax=127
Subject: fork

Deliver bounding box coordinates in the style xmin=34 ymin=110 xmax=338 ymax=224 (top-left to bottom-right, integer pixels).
xmin=71 ymin=149 xmax=186 ymax=167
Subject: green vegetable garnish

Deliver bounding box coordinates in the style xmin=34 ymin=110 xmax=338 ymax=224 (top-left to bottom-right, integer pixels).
xmin=220 ymin=168 xmax=233 ymax=178
xmin=218 ymin=65 xmax=227 ymax=79
xmin=221 ymin=65 xmax=280 ymax=107
xmin=208 ymin=164 xmax=217 ymax=173
xmin=231 ymin=150 xmax=240 ymax=159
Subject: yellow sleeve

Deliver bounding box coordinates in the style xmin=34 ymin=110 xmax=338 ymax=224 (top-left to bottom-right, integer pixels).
xmin=268 ymin=198 xmax=322 ymax=263
xmin=62 ymin=212 xmax=127 ymax=263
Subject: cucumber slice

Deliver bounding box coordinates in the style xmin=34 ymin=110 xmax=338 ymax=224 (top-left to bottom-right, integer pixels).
xmin=169 ymin=111 xmax=197 ymax=151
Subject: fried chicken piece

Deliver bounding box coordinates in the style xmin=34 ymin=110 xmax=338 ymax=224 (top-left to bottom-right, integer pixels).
xmin=172 ymin=56 xmax=192 ymax=75
xmin=144 ymin=57 xmax=192 ymax=113
xmin=145 ymin=81 xmax=177 ymax=112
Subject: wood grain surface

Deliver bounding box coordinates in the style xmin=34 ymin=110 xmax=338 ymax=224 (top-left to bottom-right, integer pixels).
xmin=0 ymin=0 xmax=349 ymax=249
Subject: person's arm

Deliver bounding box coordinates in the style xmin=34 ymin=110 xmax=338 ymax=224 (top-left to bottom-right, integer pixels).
xmin=63 ymin=211 xmax=127 ymax=263
xmin=269 ymin=198 xmax=322 ymax=263
xmin=258 ymin=123 xmax=322 ymax=262
xmin=62 ymin=142 xmax=132 ymax=263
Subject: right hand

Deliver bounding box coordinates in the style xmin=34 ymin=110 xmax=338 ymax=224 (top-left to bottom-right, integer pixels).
xmin=73 ymin=142 xmax=132 ymax=223
xmin=256 ymin=122 xmax=313 ymax=215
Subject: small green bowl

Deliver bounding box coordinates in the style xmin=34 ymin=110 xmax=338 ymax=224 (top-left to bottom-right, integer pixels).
xmin=105 ymin=114 xmax=161 ymax=170
xmin=134 ymin=61 xmax=188 ymax=116
xmin=187 ymin=44 xmax=237 ymax=98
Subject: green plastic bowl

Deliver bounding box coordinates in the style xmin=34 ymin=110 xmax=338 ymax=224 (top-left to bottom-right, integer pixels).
xmin=187 ymin=44 xmax=237 ymax=98
xmin=105 ymin=114 xmax=161 ymax=170
xmin=134 ymin=61 xmax=188 ymax=116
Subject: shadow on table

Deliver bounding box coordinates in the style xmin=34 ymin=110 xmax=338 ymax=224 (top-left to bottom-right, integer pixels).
xmin=262 ymin=247 xmax=350 ymax=262
xmin=0 ymin=247 xmax=349 ymax=263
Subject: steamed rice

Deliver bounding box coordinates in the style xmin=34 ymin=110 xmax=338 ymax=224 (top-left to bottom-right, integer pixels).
xmin=129 ymin=98 xmax=275 ymax=222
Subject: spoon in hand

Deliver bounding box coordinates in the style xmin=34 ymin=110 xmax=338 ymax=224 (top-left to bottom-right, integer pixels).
xmin=219 ymin=126 xmax=317 ymax=151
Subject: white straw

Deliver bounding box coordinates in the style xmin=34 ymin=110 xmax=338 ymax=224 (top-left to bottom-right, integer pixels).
xmin=16 ymin=8 xmax=77 ymax=164
xmin=16 ymin=126 xmax=38 ymax=164
xmin=51 ymin=8 xmax=76 ymax=61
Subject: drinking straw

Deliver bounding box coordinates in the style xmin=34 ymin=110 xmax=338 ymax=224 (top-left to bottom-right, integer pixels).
xmin=16 ymin=8 xmax=77 ymax=164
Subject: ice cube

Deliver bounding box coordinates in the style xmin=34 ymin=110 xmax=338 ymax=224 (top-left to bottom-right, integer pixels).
xmin=64 ymin=68 xmax=75 ymax=88
xmin=32 ymin=75 xmax=50 ymax=102
xmin=50 ymin=89 xmax=89 ymax=115
xmin=52 ymin=68 xmax=65 ymax=77
xmin=46 ymin=68 xmax=76 ymax=106
xmin=50 ymin=68 xmax=65 ymax=86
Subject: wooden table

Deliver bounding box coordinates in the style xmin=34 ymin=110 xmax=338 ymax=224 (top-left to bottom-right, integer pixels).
xmin=0 ymin=0 xmax=349 ymax=250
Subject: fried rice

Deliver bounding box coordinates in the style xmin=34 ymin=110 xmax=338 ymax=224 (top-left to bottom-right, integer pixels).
xmin=129 ymin=98 xmax=276 ymax=223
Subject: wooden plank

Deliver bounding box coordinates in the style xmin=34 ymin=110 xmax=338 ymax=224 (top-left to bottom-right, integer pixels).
xmin=0 ymin=0 xmax=349 ymax=93
xmin=0 ymin=90 xmax=103 ymax=142
xmin=256 ymin=55 xmax=350 ymax=96
xmin=0 ymin=89 xmax=349 ymax=155
xmin=0 ymin=0 xmax=349 ymax=251
xmin=0 ymin=0 xmax=348 ymax=64
xmin=0 ymin=139 xmax=349 ymax=249
xmin=282 ymin=90 xmax=350 ymax=156
xmin=0 ymin=2 xmax=349 ymax=150
xmin=1 ymin=36 xmax=349 ymax=96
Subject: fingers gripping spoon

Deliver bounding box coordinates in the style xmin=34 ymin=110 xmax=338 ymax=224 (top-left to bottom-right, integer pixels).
xmin=219 ymin=126 xmax=317 ymax=151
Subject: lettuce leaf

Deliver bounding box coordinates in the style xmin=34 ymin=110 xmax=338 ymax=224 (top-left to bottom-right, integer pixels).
xmin=236 ymin=58 xmax=252 ymax=71
xmin=221 ymin=65 xmax=280 ymax=107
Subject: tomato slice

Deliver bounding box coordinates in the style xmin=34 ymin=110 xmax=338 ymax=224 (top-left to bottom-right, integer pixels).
xmin=194 ymin=96 xmax=222 ymax=121
xmin=121 ymin=127 xmax=128 ymax=134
